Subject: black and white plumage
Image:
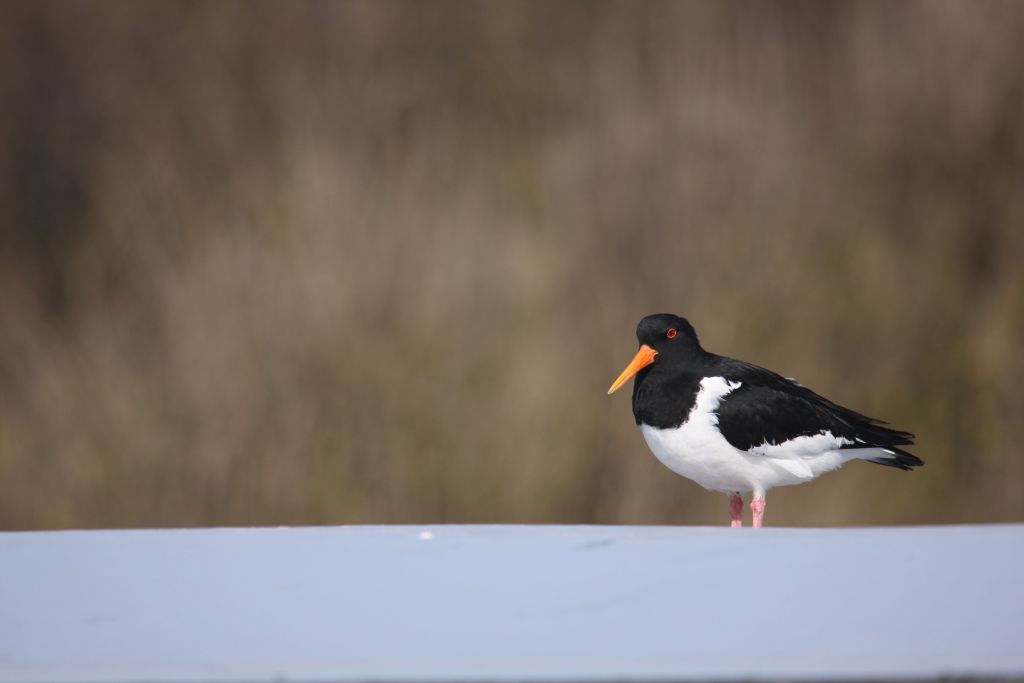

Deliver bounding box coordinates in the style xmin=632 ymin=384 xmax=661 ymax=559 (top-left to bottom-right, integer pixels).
xmin=607 ymin=313 xmax=923 ymax=527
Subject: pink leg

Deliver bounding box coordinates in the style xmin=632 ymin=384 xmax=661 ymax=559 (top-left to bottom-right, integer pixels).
xmin=751 ymin=495 xmax=766 ymax=528
xmin=729 ymin=492 xmax=743 ymax=528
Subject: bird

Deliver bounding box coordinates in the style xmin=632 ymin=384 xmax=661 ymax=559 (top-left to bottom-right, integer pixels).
xmin=607 ymin=313 xmax=922 ymax=527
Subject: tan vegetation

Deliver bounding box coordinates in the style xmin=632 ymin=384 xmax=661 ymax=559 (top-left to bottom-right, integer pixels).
xmin=1 ymin=2 xmax=1022 ymax=529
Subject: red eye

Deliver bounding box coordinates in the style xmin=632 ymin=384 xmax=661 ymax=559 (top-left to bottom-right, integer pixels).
xmin=666 ymin=328 xmax=677 ymax=339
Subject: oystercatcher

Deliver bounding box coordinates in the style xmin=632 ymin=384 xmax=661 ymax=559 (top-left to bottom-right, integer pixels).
xmin=608 ymin=313 xmax=922 ymax=527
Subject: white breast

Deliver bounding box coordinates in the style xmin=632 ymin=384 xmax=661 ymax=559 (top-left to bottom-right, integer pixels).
xmin=639 ymin=376 xmax=856 ymax=495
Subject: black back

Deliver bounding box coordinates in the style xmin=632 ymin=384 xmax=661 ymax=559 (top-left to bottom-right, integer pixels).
xmin=628 ymin=314 xmax=923 ymax=470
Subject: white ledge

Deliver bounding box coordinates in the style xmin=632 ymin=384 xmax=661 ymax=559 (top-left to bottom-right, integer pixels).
xmin=2 ymin=524 xmax=1022 ymax=682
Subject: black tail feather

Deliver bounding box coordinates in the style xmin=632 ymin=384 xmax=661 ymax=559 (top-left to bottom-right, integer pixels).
xmin=840 ymin=423 xmax=923 ymax=471
xmin=866 ymin=445 xmax=924 ymax=471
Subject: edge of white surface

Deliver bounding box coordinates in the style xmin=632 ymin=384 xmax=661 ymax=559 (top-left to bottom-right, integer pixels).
xmin=2 ymin=524 xmax=1023 ymax=683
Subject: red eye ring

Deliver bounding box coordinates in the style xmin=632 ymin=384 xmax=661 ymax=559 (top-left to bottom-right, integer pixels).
xmin=666 ymin=328 xmax=677 ymax=339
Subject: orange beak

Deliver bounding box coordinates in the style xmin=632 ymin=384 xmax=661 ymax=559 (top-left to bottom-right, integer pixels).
xmin=607 ymin=344 xmax=658 ymax=395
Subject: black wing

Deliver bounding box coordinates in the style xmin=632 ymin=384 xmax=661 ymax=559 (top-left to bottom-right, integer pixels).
xmin=712 ymin=358 xmax=922 ymax=470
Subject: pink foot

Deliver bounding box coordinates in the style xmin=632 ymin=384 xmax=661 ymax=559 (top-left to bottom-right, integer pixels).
xmin=751 ymin=495 xmax=766 ymax=528
xmin=729 ymin=492 xmax=743 ymax=528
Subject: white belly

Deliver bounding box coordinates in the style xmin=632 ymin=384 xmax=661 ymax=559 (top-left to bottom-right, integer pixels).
xmin=639 ymin=376 xmax=855 ymax=495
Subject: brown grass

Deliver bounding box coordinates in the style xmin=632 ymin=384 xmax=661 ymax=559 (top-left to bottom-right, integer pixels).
xmin=1 ymin=1 xmax=1023 ymax=529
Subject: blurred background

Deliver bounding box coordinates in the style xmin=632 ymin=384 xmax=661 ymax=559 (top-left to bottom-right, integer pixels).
xmin=1 ymin=1 xmax=1022 ymax=530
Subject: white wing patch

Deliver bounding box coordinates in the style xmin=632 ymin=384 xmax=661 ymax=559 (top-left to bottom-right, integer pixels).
xmin=747 ymin=431 xmax=855 ymax=481
xmin=748 ymin=431 xmax=855 ymax=459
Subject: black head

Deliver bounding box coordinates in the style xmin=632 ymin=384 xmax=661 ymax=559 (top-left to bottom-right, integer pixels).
xmin=608 ymin=313 xmax=703 ymax=394
xmin=635 ymin=313 xmax=701 ymax=356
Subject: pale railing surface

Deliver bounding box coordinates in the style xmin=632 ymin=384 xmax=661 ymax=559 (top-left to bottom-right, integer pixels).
xmin=2 ymin=524 xmax=1023 ymax=682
